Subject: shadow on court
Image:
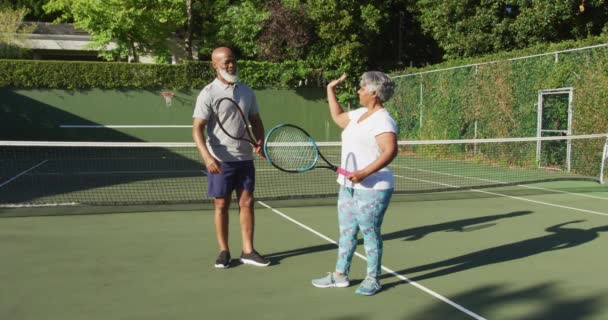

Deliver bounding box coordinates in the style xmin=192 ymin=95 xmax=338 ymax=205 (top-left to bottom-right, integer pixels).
xmin=0 ymin=89 xmax=209 ymax=208
xmin=380 ymin=221 xmax=608 ymax=290
xmin=265 ymin=210 xmax=532 ymax=265
xmin=408 ymin=282 xmax=607 ymax=320
xmin=385 ymin=210 xmax=532 ymax=241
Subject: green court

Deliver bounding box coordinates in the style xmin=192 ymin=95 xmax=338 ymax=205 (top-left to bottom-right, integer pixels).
xmin=1 ymin=133 xmax=608 ymax=319
xmin=1 ymin=179 xmax=608 ymax=320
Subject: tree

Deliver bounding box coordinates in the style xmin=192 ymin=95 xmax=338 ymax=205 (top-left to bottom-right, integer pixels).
xmin=303 ymin=0 xmax=388 ymax=97
xmin=184 ymin=0 xmax=193 ymax=60
xmin=257 ymin=0 xmax=311 ymax=62
xmin=44 ymin=0 xmax=186 ymax=62
xmin=214 ymin=0 xmax=269 ymax=59
xmin=0 ymin=0 xmax=61 ymax=22
xmin=0 ymin=7 xmax=36 ymax=58
xmin=413 ymin=0 xmax=608 ymax=59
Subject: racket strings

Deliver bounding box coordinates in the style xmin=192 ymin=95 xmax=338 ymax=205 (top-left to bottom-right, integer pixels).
xmin=265 ymin=127 xmax=317 ymax=171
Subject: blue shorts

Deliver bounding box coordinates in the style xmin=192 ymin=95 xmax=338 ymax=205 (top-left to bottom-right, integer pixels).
xmin=207 ymin=160 xmax=255 ymax=198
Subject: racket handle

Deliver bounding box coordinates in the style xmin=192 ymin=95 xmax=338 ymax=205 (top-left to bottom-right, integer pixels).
xmin=336 ymin=167 xmax=351 ymax=176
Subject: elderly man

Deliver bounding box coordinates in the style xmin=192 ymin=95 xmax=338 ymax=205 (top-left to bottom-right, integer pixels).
xmin=193 ymin=47 xmax=269 ymax=269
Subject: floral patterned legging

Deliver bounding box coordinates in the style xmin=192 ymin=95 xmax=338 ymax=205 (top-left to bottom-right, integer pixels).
xmin=335 ymin=186 xmax=393 ymax=278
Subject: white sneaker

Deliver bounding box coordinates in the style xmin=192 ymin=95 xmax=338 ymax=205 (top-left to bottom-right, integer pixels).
xmin=311 ymin=272 xmax=350 ymax=288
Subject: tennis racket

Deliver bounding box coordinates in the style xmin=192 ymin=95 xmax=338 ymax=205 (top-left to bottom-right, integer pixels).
xmin=214 ymin=97 xmax=258 ymax=147
xmin=263 ymin=123 xmax=351 ymax=176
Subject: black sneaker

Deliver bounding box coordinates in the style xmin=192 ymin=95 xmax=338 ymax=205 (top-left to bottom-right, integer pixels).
xmin=214 ymin=250 xmax=231 ymax=269
xmin=239 ymin=250 xmax=271 ymax=267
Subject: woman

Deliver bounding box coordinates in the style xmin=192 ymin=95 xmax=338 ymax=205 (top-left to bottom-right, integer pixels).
xmin=311 ymin=72 xmax=398 ymax=296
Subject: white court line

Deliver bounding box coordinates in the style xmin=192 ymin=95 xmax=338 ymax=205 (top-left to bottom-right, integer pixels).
xmin=0 ymin=160 xmax=48 ymax=188
xmin=60 ymin=125 xmax=191 ymax=128
xmin=472 ymin=189 xmax=608 ymax=216
xmin=1 ymin=202 xmax=79 ymax=208
xmin=393 ymin=173 xmax=608 ymax=217
xmin=32 ymin=170 xmax=204 ymax=175
xmin=509 ymin=184 xmax=608 ymax=200
xmin=258 ymin=201 xmax=487 ymax=320
xmin=392 ymin=164 xmax=608 ymax=200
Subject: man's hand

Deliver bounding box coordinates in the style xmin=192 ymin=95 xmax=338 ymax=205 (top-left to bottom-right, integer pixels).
xmin=204 ymin=156 xmax=221 ymax=174
xmin=254 ymin=140 xmax=266 ymax=159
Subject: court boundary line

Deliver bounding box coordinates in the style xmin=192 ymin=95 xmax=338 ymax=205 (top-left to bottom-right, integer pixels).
xmin=59 ymin=125 xmax=191 ymax=128
xmin=258 ymin=200 xmax=487 ymax=320
xmin=17 ymin=168 xmax=278 ymax=176
xmin=473 ymin=188 xmax=608 ymax=216
xmin=392 ymin=164 xmax=608 ymax=201
xmin=393 ymin=173 xmax=608 ymax=217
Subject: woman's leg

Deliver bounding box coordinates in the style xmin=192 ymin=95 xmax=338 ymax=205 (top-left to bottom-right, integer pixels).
xmin=335 ymin=186 xmax=359 ymax=275
xmin=356 ymin=188 xmax=393 ymax=278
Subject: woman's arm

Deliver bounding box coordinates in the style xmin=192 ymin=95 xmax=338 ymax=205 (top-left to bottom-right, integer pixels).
xmin=327 ymin=74 xmax=350 ymax=129
xmin=347 ymin=132 xmax=397 ymax=183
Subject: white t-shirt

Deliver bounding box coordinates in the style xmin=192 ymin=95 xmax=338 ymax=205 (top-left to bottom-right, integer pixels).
xmin=192 ymin=78 xmax=259 ymax=161
xmin=337 ymin=107 xmax=398 ymax=190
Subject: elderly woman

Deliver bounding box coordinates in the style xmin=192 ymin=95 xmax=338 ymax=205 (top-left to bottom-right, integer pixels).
xmin=312 ymin=72 xmax=398 ymax=296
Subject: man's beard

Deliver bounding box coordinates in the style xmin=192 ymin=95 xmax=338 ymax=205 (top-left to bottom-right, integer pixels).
xmin=219 ymin=69 xmax=239 ymax=84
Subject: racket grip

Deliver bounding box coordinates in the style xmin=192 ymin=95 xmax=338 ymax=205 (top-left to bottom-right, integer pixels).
xmin=336 ymin=167 xmax=351 ymax=176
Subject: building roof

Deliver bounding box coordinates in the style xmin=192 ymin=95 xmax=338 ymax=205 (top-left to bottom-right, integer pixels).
xmin=17 ymin=22 xmax=93 ymax=51
xmin=30 ymin=22 xmax=89 ymax=36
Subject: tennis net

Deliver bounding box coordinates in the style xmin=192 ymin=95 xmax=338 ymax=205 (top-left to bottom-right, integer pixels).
xmin=1 ymin=134 xmax=606 ymax=208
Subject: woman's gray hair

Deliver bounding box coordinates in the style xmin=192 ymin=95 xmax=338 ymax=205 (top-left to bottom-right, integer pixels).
xmin=360 ymin=71 xmax=395 ymax=103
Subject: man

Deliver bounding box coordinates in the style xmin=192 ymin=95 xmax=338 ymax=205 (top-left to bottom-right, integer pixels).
xmin=192 ymin=47 xmax=270 ymax=268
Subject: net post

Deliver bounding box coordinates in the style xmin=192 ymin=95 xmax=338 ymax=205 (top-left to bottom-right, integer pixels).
xmin=600 ymin=137 xmax=608 ymax=185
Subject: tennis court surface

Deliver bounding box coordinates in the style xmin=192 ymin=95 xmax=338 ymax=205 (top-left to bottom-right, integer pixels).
xmin=1 ymin=135 xmax=608 ymax=319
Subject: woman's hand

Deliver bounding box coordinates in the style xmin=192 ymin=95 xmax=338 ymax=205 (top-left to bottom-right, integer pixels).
xmin=346 ymin=170 xmax=368 ymax=184
xmin=327 ymin=73 xmax=347 ymax=90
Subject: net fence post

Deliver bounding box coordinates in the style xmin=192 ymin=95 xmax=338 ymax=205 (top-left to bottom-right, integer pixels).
xmin=601 ymin=137 xmax=608 ymax=185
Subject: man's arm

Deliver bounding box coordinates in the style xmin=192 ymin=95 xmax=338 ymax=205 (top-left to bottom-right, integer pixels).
xmin=249 ymin=113 xmax=265 ymax=142
xmin=192 ymin=117 xmax=221 ymax=174
xmin=249 ymin=113 xmax=266 ymax=158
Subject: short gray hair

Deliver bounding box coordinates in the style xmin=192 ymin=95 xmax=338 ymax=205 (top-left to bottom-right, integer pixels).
xmin=359 ymin=71 xmax=395 ymax=103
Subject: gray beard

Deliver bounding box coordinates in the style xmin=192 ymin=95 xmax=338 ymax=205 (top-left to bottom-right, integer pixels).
xmin=219 ymin=69 xmax=239 ymax=84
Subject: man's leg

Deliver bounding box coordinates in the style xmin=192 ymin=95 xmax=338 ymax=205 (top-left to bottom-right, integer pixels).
xmin=236 ymin=188 xmax=270 ymax=266
xmin=214 ymin=195 xmax=232 ymax=252
xmin=234 ymin=160 xmax=269 ymax=266
xmin=207 ymin=161 xmax=236 ymax=268
xmin=236 ymin=189 xmax=254 ymax=254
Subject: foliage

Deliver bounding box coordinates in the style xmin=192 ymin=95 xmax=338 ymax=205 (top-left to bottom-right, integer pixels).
xmin=0 ymin=59 xmax=211 ymax=89
xmin=257 ymin=0 xmax=311 ymax=62
xmin=184 ymin=0 xmax=222 ymax=60
xmin=413 ymin=0 xmax=608 ymax=59
xmin=0 ymin=0 xmax=60 ymax=22
xmin=0 ymin=7 xmax=35 ymax=59
xmin=204 ymin=0 xmax=390 ymax=103
xmin=0 ymin=59 xmax=315 ymax=90
xmin=214 ymin=1 xmax=269 ymax=59
xmin=392 ymin=34 xmax=608 ymax=76
xmin=43 ymin=0 xmax=186 ymax=62
xmin=0 ymin=7 xmax=36 ymax=42
xmin=387 ymin=43 xmax=608 ymax=142
xmin=302 ymin=0 xmax=388 ymax=103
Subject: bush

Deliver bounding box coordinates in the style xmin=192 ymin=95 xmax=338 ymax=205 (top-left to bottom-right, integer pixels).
xmin=0 ymin=59 xmax=317 ymax=90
